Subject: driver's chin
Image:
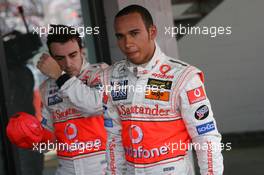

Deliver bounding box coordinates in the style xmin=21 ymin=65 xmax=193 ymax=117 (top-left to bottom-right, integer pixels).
xmin=66 ymin=70 xmax=77 ymax=77
xmin=128 ymin=58 xmax=145 ymax=65
xmin=128 ymin=55 xmax=150 ymax=65
xmin=127 ymin=55 xmax=143 ymax=65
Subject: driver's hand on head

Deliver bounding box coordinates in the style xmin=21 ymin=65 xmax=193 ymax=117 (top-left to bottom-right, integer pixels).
xmin=37 ymin=53 xmax=62 ymax=79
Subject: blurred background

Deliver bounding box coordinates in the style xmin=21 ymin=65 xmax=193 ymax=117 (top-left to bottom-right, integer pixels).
xmin=0 ymin=0 xmax=263 ymax=174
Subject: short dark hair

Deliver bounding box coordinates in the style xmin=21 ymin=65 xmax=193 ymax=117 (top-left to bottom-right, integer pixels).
xmin=115 ymin=5 xmax=154 ymax=29
xmin=47 ymin=24 xmax=82 ymax=55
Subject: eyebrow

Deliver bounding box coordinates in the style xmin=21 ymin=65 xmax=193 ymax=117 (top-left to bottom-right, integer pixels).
xmin=69 ymin=51 xmax=78 ymax=55
xmin=115 ymin=28 xmax=141 ymax=36
xmin=54 ymin=51 xmax=78 ymax=58
xmin=129 ymin=29 xmax=140 ymax=33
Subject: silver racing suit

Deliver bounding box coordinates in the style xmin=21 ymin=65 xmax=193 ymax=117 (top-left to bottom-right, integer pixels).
xmin=40 ymin=60 xmax=107 ymax=175
xmin=56 ymin=44 xmax=224 ymax=175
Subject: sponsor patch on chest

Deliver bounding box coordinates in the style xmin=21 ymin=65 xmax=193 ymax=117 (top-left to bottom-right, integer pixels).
xmin=145 ymin=90 xmax=170 ymax=101
xmin=147 ymin=78 xmax=172 ymax=90
xmin=48 ymin=94 xmax=63 ymax=106
xmin=111 ymin=80 xmax=128 ymax=101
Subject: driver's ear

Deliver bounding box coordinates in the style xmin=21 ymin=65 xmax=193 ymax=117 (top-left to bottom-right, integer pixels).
xmin=149 ymin=25 xmax=157 ymax=40
xmin=80 ymin=48 xmax=86 ymax=58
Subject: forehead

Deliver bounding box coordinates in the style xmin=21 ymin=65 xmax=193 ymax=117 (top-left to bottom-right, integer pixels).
xmin=50 ymin=40 xmax=79 ymax=56
xmin=114 ymin=12 xmax=146 ymax=33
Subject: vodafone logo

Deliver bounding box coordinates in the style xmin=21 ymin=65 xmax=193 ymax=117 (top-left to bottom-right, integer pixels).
xmin=152 ymin=64 xmax=174 ymax=79
xmin=160 ymin=64 xmax=171 ymax=74
xmin=187 ymin=86 xmax=206 ymax=104
xmin=129 ymin=125 xmax=143 ymax=144
xmin=194 ymin=88 xmax=201 ymax=97
xmin=64 ymin=123 xmax=78 ymax=140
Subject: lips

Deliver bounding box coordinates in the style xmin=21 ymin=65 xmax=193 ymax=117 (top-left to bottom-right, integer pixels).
xmin=126 ymin=51 xmax=139 ymax=56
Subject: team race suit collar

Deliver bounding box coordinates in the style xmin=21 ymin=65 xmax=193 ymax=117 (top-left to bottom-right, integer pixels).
xmin=78 ymin=57 xmax=90 ymax=77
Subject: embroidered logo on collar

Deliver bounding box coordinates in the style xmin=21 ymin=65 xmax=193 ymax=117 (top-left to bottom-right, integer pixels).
xmin=160 ymin=64 xmax=171 ymax=74
xmin=152 ymin=64 xmax=174 ymax=79
xmin=118 ymin=65 xmax=126 ymax=74
xmin=135 ymin=67 xmax=149 ymax=77
xmin=113 ymin=65 xmax=129 ymax=78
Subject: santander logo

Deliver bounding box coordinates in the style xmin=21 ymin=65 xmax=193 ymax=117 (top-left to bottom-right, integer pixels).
xmin=117 ymin=104 xmax=170 ymax=116
xmin=52 ymin=108 xmax=80 ymax=120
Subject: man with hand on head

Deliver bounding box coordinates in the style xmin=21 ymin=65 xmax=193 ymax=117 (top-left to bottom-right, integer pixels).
xmin=37 ymin=24 xmax=127 ymax=175
xmin=7 ymin=24 xmax=108 ymax=175
xmin=39 ymin=5 xmax=224 ymax=175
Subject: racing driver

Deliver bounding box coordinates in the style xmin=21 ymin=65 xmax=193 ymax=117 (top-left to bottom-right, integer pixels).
xmin=7 ymin=25 xmax=110 ymax=175
xmin=38 ymin=5 xmax=224 ymax=175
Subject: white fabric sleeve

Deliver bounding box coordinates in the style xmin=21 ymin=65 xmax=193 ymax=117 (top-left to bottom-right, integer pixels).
xmin=179 ymin=74 xmax=224 ymax=175
xmin=59 ymin=76 xmax=103 ymax=115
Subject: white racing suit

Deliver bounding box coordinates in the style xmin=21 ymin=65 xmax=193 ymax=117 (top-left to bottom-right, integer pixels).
xmin=57 ymin=44 xmax=224 ymax=175
xmin=55 ymin=63 xmax=127 ymax=174
xmin=40 ymin=61 xmax=107 ymax=175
